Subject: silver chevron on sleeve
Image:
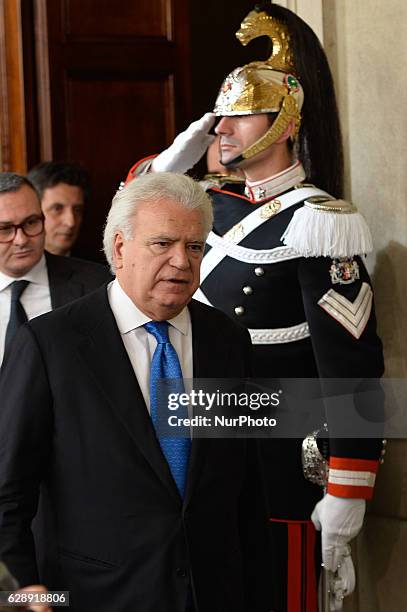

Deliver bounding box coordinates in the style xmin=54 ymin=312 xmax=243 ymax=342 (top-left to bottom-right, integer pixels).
xmin=318 ymin=282 xmax=373 ymax=339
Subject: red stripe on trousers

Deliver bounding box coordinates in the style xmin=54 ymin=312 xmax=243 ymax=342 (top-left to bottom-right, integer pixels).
xmin=306 ymin=522 xmax=317 ymax=612
xmin=270 ymin=518 xmax=318 ymax=611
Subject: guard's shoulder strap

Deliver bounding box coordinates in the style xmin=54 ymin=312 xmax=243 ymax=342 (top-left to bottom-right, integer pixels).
xmin=281 ymin=197 xmax=373 ymax=258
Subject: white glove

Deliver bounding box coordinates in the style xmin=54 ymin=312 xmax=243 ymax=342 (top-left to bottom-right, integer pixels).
xmin=311 ymin=493 xmax=365 ymax=610
xmin=152 ymin=113 xmax=216 ymax=173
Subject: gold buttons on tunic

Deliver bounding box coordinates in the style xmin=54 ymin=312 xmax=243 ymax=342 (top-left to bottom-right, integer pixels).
xmin=254 ymin=267 xmax=265 ymax=277
xmin=243 ymin=286 xmax=253 ymax=295
xmin=234 ymin=306 xmax=245 ymax=316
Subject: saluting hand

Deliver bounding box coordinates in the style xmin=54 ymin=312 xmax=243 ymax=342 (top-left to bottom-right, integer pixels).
xmin=152 ymin=113 xmax=216 ymax=173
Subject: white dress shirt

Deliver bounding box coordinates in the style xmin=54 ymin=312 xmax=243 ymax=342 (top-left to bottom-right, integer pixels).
xmin=0 ymin=254 xmax=52 ymax=363
xmin=107 ymin=278 xmax=193 ymax=412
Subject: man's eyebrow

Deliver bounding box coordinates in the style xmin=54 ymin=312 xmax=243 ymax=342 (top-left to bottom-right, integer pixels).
xmin=48 ymin=201 xmax=84 ymax=206
xmin=0 ymin=214 xmax=40 ymax=225
xmin=147 ymin=235 xmax=205 ymax=241
xmin=147 ymin=234 xmax=176 ymax=241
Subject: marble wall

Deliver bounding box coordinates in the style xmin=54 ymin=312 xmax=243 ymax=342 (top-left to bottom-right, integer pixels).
xmin=323 ymin=2 xmax=407 ymax=609
xmin=278 ymin=1 xmax=407 ymax=609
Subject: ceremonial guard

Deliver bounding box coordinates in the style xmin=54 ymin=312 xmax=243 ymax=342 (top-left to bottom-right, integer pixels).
xmin=124 ymin=4 xmax=384 ymax=610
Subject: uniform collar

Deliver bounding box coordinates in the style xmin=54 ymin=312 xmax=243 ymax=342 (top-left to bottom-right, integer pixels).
xmin=108 ymin=278 xmax=190 ymax=336
xmin=244 ymin=161 xmax=306 ymax=203
xmin=0 ymin=253 xmax=48 ymax=293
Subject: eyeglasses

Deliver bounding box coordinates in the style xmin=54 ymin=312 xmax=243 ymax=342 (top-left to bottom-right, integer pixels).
xmin=0 ymin=215 xmax=45 ymax=243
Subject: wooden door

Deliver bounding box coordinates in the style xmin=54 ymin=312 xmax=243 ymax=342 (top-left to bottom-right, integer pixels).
xmin=2 ymin=0 xmax=263 ymax=261
xmin=42 ymin=0 xmax=191 ymax=260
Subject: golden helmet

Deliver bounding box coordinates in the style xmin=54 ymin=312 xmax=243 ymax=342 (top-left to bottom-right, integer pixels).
xmin=213 ymin=8 xmax=304 ymax=162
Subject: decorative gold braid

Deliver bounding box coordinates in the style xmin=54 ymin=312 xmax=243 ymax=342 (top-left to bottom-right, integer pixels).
xmin=305 ymin=197 xmax=357 ymax=214
xmin=236 ymin=9 xmax=295 ymax=73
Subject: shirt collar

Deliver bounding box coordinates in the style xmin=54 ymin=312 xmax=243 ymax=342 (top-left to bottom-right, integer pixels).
xmin=0 ymin=254 xmax=48 ymax=293
xmin=108 ymin=278 xmax=190 ymax=336
xmin=244 ymin=161 xmax=306 ymax=203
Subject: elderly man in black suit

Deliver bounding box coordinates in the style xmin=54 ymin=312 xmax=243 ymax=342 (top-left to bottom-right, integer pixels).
xmin=0 ymin=172 xmax=111 ymax=365
xmin=0 ymin=172 xmax=260 ymax=612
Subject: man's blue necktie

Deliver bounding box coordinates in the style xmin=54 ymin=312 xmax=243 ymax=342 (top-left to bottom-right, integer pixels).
xmin=144 ymin=321 xmax=191 ymax=497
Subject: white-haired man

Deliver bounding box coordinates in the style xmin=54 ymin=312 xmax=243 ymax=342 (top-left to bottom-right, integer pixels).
xmin=0 ymin=172 xmax=260 ymax=612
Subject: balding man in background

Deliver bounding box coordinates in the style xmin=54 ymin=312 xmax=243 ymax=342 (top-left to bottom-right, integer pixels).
xmin=0 ymin=172 xmax=111 ymax=365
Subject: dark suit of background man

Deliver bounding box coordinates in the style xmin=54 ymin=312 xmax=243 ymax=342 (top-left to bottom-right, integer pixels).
xmin=0 ymin=172 xmax=258 ymax=612
xmin=0 ymin=173 xmax=111 ymax=366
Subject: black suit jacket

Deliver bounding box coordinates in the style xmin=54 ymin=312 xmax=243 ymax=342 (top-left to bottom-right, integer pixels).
xmin=45 ymin=251 xmax=112 ymax=308
xmin=0 ymin=287 xmax=256 ymax=612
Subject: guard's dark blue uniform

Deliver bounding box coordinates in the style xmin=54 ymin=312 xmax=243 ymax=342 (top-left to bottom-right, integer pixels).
xmin=197 ymin=167 xmax=384 ymax=612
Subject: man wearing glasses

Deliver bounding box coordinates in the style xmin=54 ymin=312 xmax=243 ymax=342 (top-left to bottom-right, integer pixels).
xmin=0 ymin=173 xmax=111 ymax=365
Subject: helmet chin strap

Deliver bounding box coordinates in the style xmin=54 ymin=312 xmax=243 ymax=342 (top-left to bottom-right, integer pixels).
xmin=221 ymin=95 xmax=300 ymax=169
xmin=221 ymin=123 xmax=276 ymax=169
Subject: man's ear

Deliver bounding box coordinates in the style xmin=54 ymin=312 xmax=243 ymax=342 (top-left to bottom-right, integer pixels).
xmin=274 ymin=119 xmax=295 ymax=144
xmin=113 ymin=232 xmax=124 ymax=270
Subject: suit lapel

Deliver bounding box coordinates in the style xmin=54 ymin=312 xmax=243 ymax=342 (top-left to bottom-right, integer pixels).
xmin=45 ymin=251 xmax=84 ymax=308
xmin=74 ymin=287 xmax=180 ymax=502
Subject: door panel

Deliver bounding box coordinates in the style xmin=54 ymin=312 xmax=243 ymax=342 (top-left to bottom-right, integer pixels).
xmin=64 ymin=0 xmax=170 ymax=40
xmin=42 ymin=0 xmax=188 ymax=260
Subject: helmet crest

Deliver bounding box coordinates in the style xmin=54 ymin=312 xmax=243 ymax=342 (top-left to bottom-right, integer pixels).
xmin=236 ymin=8 xmax=295 ymax=73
